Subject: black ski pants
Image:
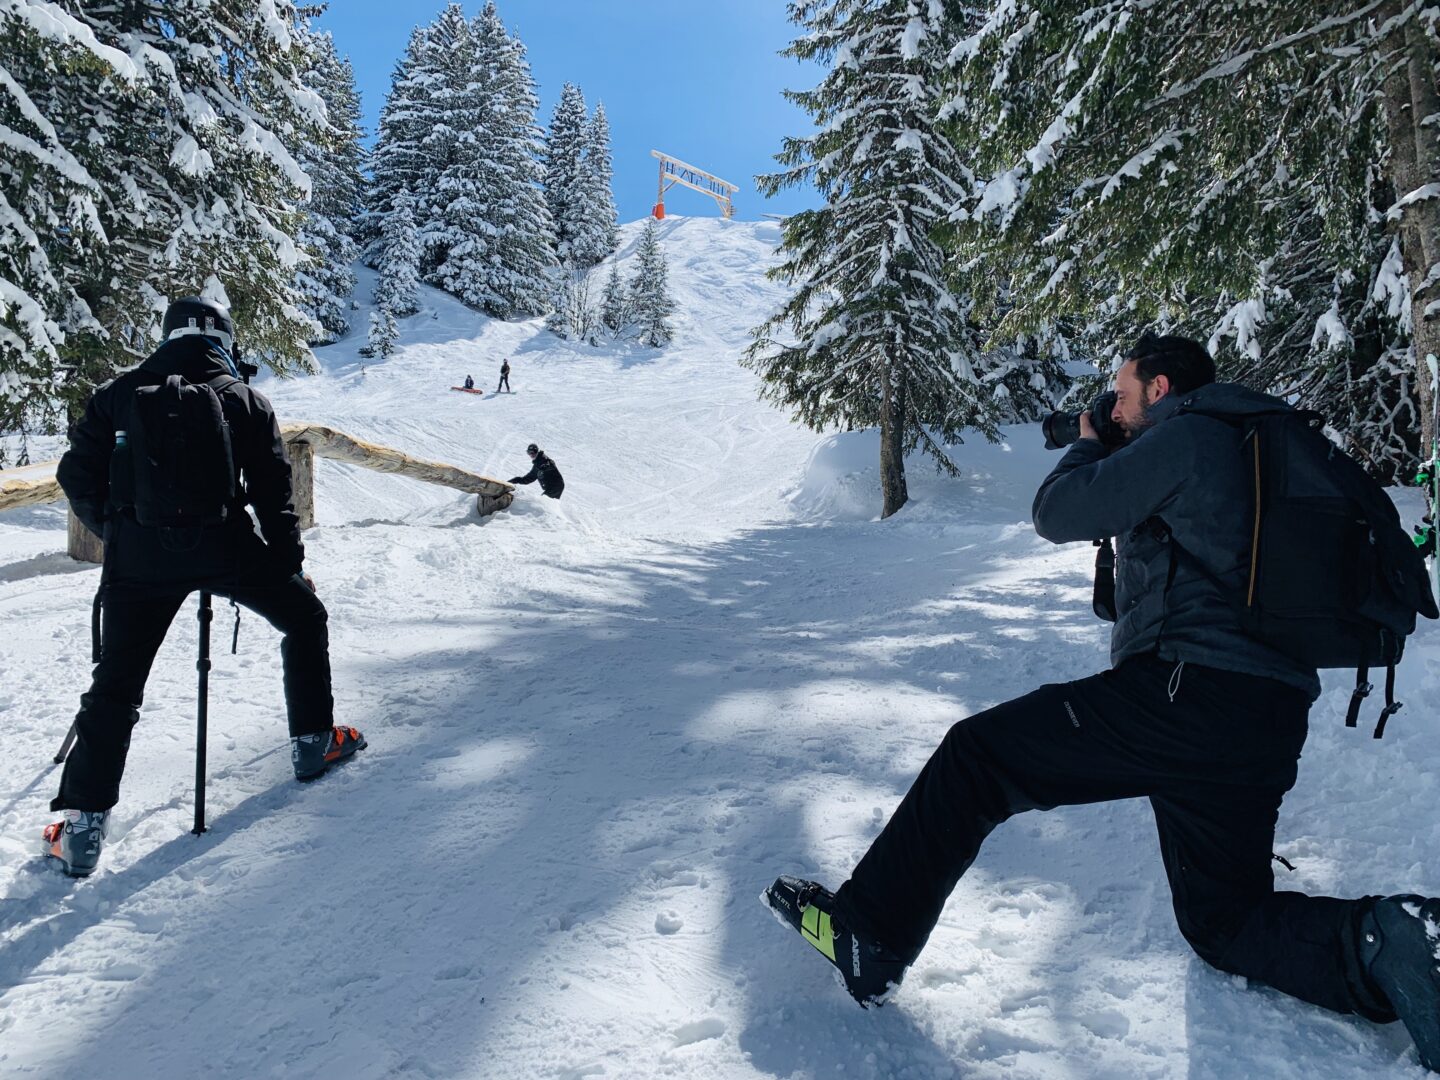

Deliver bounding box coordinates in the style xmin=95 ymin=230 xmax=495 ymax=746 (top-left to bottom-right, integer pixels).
xmin=497 ymin=373 xmax=510 ymax=393
xmin=833 ymin=655 xmax=1393 ymax=1021
xmin=54 ymin=573 xmax=334 ymax=813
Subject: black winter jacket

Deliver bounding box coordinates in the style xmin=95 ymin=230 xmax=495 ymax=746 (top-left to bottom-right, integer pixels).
xmin=510 ymin=451 xmax=563 ymax=498
xmin=1032 ymin=382 xmax=1320 ymax=698
xmin=58 ymin=337 xmax=305 ymax=585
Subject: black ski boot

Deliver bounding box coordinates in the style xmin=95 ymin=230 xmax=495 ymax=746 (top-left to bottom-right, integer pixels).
xmin=43 ymin=809 xmax=110 ymax=877
xmin=1361 ymin=895 xmax=1440 ymax=1071
xmin=291 ymin=725 xmax=367 ymax=781
xmin=762 ymin=875 xmax=908 ymax=1007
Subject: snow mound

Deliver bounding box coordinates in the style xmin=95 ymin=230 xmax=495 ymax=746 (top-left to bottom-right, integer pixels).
xmin=788 ymin=425 xmax=1061 ymax=523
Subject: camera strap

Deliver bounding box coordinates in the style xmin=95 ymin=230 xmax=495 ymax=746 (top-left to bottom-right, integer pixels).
xmin=1092 ymin=537 xmax=1117 ymax=622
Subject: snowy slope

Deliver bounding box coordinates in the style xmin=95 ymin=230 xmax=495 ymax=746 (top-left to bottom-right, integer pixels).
xmin=1 ymin=216 xmax=1437 ymax=1080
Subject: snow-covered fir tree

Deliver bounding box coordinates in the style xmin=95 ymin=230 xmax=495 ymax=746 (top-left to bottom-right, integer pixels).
xmin=366 ymin=2 xmax=553 ymax=318
xmin=943 ymin=0 xmax=1439 ymax=483
xmin=2 ymin=0 xmax=324 ymax=428
xmin=293 ymin=30 xmax=365 ymax=344
xmin=600 ymin=260 xmax=631 ymax=338
xmin=545 ymin=269 xmax=599 ymax=343
xmin=417 ymin=3 xmax=489 ymax=295
xmin=539 ymin=86 xmax=616 ymax=271
xmin=375 ymin=193 xmax=421 ymax=319
xmin=364 ymin=24 xmax=435 ymax=263
xmin=747 ymin=0 xmax=996 ymax=518
xmin=367 ymin=308 xmax=398 ymax=358
xmin=0 ymin=7 xmax=108 ymax=443
xmin=543 ymin=83 xmax=590 ymax=267
xmin=629 ymin=220 xmax=675 ymax=349
xmin=467 ymin=1 xmax=556 ymax=317
xmin=573 ymin=102 xmax=620 ymax=268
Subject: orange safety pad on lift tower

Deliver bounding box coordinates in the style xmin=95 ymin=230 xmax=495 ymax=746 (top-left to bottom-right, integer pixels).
xmin=653 ymin=203 xmax=665 ymax=219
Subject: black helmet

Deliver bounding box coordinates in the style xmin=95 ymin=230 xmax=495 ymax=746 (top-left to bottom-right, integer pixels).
xmin=526 ymin=443 xmax=539 ymax=455
xmin=162 ymin=296 xmax=234 ymax=351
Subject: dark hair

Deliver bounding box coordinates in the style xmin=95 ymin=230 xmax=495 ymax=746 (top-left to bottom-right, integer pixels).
xmin=1124 ymin=332 xmax=1215 ymax=395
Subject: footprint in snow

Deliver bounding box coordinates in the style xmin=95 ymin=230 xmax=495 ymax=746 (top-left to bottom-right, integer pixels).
xmin=672 ymin=1017 xmax=725 ymax=1047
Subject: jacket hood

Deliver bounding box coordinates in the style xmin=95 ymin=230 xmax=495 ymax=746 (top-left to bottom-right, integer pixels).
xmin=1163 ymin=381 xmax=1294 ymax=422
xmin=139 ymin=336 xmax=241 ymax=383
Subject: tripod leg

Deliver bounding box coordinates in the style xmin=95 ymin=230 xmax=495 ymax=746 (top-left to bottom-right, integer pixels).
xmin=53 ymin=721 xmax=78 ymax=764
xmin=194 ymin=590 xmax=212 ymax=836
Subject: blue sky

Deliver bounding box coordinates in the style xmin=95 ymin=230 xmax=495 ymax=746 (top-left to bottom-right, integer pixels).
xmin=315 ymin=0 xmax=824 ymax=224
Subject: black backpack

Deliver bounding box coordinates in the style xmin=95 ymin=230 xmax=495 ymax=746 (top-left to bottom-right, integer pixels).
xmin=1168 ymin=404 xmax=1437 ymax=736
xmin=121 ymin=373 xmax=239 ymax=530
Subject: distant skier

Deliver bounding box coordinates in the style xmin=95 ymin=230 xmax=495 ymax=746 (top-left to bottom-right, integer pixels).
xmin=463 ymin=374 xmax=474 ymax=390
xmin=497 ymin=360 xmax=511 ymax=394
xmin=45 ymin=296 xmax=367 ymax=877
xmin=509 ymin=443 xmax=563 ymax=499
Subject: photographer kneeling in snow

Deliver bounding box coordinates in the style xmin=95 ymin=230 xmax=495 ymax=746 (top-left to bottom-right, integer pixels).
xmin=45 ymin=297 xmax=366 ymax=877
xmin=764 ymin=333 xmax=1440 ymax=1070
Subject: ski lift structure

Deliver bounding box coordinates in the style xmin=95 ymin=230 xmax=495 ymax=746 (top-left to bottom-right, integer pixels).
xmin=651 ymin=150 xmax=738 ymax=219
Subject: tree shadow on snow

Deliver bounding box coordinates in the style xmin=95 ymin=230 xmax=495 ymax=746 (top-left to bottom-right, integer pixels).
xmin=0 ymin=768 xmax=308 ymax=977
xmin=0 ymin=552 xmax=95 ymax=585
xmin=12 ymin=515 xmax=1411 ymax=1078
xmin=1182 ymin=953 xmax=1418 ymax=1079
xmin=1 ymin=520 xmax=1025 ymax=1075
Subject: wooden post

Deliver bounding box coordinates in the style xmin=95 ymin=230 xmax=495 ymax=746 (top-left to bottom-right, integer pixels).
xmin=68 ymin=509 xmax=103 ymax=564
xmin=477 ymin=491 xmax=514 ymax=516
xmin=289 ymin=439 xmax=315 ymax=530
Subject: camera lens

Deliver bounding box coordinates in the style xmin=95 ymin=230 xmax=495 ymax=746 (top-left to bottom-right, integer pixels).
xmin=1043 ymin=411 xmax=1081 ymax=450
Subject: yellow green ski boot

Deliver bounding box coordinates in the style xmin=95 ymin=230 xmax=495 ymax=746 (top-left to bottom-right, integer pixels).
xmin=762 ymin=875 xmax=907 ymax=1007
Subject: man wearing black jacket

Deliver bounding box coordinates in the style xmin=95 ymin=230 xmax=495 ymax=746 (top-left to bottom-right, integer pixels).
xmin=46 ymin=297 xmax=365 ymax=877
xmin=763 ymin=334 xmax=1440 ymax=1072
xmin=509 ymin=442 xmax=563 ymax=499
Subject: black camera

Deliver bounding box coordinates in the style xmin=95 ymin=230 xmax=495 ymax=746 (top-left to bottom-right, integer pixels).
xmin=233 ymin=344 xmax=259 ymax=385
xmin=1043 ymin=390 xmax=1124 ymax=450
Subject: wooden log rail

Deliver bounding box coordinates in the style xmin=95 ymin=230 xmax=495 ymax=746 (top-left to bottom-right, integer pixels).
xmin=0 ymin=461 xmax=61 ymax=510
xmin=279 ymin=423 xmax=513 ymax=525
xmin=0 ymin=424 xmax=512 ymax=563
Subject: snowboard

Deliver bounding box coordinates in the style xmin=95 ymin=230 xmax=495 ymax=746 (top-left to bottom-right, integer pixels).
xmin=450 ymin=387 xmax=485 ymax=395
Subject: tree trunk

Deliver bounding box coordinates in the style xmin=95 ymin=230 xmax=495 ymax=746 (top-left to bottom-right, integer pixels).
xmin=288 ymin=439 xmax=315 ymax=530
xmin=68 ymin=508 xmax=103 ymax=564
xmin=1407 ymin=15 xmax=1440 ymax=458
xmin=1382 ymin=8 xmax=1440 ymax=459
xmin=879 ymin=360 xmax=908 ymax=518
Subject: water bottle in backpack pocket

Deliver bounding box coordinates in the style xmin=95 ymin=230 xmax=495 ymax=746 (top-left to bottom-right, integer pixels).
xmin=109 ymin=428 xmax=135 ymax=511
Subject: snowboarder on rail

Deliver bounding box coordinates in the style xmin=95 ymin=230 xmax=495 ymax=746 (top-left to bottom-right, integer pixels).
xmin=497 ymin=360 xmax=511 ymax=394
xmin=764 ymin=333 xmax=1440 ymax=1071
xmin=509 ymin=443 xmax=563 ymax=499
xmin=45 ymin=296 xmax=366 ymax=877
